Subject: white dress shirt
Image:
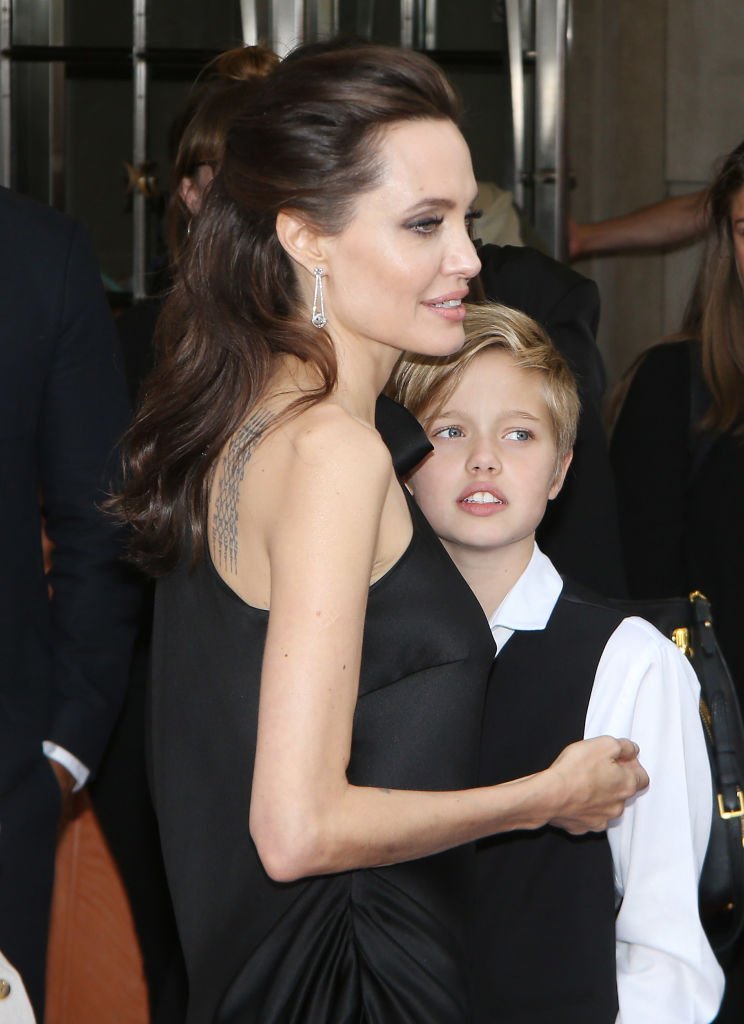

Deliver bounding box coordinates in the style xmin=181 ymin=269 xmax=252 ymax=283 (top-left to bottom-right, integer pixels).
xmin=489 ymin=544 xmax=725 ymax=1024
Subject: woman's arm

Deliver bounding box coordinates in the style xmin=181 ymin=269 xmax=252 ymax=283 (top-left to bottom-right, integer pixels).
xmin=248 ymin=411 xmax=647 ymax=882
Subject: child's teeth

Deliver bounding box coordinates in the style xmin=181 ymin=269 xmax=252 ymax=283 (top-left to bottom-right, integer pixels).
xmin=465 ymin=492 xmax=501 ymax=504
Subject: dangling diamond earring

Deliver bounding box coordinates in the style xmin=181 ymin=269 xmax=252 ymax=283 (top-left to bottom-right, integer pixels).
xmin=311 ymin=266 xmax=327 ymax=328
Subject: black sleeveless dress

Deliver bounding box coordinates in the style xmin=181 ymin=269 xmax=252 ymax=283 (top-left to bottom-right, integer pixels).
xmin=149 ymin=494 xmax=495 ymax=1023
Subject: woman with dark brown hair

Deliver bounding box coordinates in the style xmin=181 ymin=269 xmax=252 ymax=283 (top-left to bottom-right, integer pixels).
xmin=116 ymin=45 xmax=279 ymax=404
xmin=166 ymin=45 xmax=280 ymax=266
xmin=611 ymin=138 xmax=744 ymax=1024
xmin=113 ymin=41 xmax=646 ymax=1022
xmin=611 ymin=138 xmax=744 ymax=694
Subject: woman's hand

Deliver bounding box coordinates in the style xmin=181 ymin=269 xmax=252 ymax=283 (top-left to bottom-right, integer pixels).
xmin=545 ymin=736 xmax=648 ymax=834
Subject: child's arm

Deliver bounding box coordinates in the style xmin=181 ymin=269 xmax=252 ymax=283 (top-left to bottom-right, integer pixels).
xmin=585 ymin=618 xmax=725 ymax=1024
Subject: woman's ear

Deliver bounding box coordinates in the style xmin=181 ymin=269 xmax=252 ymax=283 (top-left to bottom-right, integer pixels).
xmin=275 ymin=209 xmax=326 ymax=273
xmin=548 ymin=449 xmax=573 ymax=501
xmin=178 ymin=176 xmax=203 ymax=216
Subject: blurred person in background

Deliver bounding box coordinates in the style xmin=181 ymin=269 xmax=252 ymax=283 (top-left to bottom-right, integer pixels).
xmin=610 ymin=137 xmax=744 ymax=1024
xmin=0 ymin=185 xmax=138 ymax=1020
xmin=569 ymin=189 xmax=707 ymax=260
xmin=117 ymin=44 xmax=280 ymax=402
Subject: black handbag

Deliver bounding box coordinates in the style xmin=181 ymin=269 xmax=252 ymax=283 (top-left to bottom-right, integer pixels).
xmin=611 ymin=589 xmax=744 ymax=956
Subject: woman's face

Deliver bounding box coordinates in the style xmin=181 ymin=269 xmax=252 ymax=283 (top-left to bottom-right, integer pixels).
xmin=318 ymin=118 xmax=482 ymax=363
xmin=730 ymin=186 xmax=744 ymax=281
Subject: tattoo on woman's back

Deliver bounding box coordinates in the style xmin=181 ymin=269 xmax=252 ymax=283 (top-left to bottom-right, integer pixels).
xmin=213 ymin=410 xmax=273 ymax=573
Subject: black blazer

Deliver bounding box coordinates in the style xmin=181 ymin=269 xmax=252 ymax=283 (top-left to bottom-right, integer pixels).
xmin=477 ymin=244 xmax=605 ymax=406
xmin=610 ymin=339 xmax=744 ymax=701
xmin=0 ymin=187 xmax=140 ymax=796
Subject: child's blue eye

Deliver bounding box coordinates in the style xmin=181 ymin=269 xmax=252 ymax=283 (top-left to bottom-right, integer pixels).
xmin=433 ymin=425 xmax=464 ymax=440
xmin=504 ymin=429 xmax=532 ymax=442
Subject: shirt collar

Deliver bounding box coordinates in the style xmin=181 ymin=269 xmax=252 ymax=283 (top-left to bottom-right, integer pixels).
xmin=488 ymin=544 xmax=563 ymax=633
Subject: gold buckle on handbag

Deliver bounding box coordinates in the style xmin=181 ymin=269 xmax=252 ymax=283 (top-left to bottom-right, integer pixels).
xmin=672 ymin=626 xmax=692 ymax=658
xmin=718 ymin=788 xmax=744 ymax=819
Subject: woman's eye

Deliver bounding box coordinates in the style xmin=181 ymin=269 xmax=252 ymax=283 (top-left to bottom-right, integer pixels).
xmin=407 ymin=216 xmax=444 ymax=235
xmin=504 ymin=429 xmax=531 ymax=442
xmin=432 ymin=425 xmax=464 ymax=440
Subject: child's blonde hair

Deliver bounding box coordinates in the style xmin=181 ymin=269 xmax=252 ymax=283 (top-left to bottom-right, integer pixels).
xmin=387 ymin=302 xmax=580 ymax=463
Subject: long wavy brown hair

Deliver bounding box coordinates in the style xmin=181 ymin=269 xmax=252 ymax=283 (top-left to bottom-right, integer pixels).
xmin=110 ymin=42 xmax=462 ymax=577
xmin=679 ymin=139 xmax=744 ymax=436
xmin=610 ymin=139 xmax=744 ymax=438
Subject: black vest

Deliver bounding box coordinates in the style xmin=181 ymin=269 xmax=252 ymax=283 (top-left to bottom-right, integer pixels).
xmin=468 ymin=581 xmax=625 ymax=1023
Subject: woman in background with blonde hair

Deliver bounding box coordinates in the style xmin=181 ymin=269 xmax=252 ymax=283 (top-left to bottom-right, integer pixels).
xmin=610 ymin=137 xmax=744 ymax=1024
xmin=611 ymin=138 xmax=744 ymax=704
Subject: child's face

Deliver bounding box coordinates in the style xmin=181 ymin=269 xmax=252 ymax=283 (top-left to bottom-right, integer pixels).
xmin=408 ymin=348 xmax=571 ymax=559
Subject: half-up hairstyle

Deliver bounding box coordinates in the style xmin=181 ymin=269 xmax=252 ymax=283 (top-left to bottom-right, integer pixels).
xmin=111 ymin=41 xmax=462 ymax=575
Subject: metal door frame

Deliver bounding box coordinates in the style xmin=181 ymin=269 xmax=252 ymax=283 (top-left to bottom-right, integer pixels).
xmin=0 ymin=0 xmax=571 ymax=300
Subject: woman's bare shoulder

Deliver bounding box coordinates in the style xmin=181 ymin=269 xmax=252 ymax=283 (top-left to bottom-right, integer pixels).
xmin=283 ymin=402 xmax=393 ymax=480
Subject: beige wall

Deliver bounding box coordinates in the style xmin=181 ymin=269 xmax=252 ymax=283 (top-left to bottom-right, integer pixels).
xmin=568 ymin=0 xmax=744 ymax=390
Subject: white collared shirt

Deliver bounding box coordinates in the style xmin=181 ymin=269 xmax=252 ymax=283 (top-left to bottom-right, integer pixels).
xmin=488 ymin=544 xmax=725 ymax=1024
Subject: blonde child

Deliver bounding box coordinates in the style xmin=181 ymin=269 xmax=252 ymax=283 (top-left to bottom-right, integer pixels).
xmin=388 ymin=302 xmax=723 ymax=1023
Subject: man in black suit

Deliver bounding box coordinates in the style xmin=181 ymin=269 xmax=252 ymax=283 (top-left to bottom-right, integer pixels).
xmin=0 ymin=187 xmax=140 ymax=1018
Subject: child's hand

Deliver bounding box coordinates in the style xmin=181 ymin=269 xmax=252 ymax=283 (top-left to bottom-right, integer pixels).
xmin=545 ymin=736 xmax=648 ymax=834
